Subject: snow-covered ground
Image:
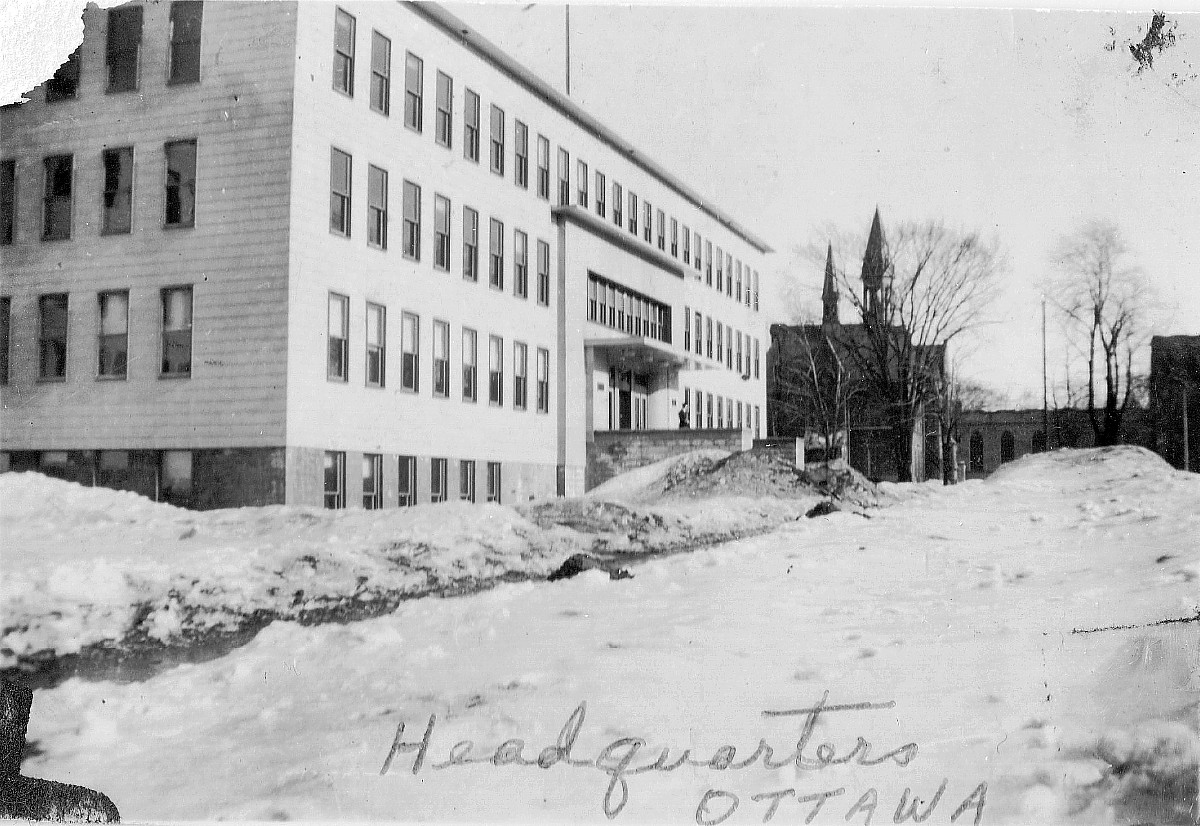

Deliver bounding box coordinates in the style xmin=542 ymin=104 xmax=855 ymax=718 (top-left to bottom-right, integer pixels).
xmin=9 ymin=447 xmax=1200 ymax=823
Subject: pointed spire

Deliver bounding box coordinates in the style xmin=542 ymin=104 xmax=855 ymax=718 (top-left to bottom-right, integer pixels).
xmin=821 ymin=242 xmax=839 ymax=326
xmin=860 ymin=207 xmax=888 ymax=288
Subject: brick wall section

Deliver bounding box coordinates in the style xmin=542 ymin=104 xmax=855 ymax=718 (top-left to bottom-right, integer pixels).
xmin=586 ymin=428 xmax=751 ymax=491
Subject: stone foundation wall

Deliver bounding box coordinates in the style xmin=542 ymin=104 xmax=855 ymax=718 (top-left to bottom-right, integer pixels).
xmin=586 ymin=428 xmax=752 ymax=491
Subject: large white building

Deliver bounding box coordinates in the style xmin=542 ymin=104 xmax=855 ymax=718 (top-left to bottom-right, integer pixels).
xmin=0 ymin=1 xmax=772 ymax=508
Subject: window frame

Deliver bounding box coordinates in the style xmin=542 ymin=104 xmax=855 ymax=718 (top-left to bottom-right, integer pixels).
xmin=367 ymin=164 xmax=388 ymax=249
xmin=398 ymin=455 xmax=416 ymax=506
xmin=536 ymin=239 xmax=550 ymax=307
xmin=462 ymin=205 xmax=479 ymax=281
xmin=365 ymin=301 xmax=386 ymax=388
xmin=435 ymin=71 xmax=453 ymax=148
xmin=488 ymin=334 xmax=504 ymax=406
xmin=536 ymin=346 xmax=549 ymax=414
xmin=329 ymin=147 xmax=352 ymax=237
xmin=332 ymin=7 xmax=355 ymax=97
xmin=461 ymin=326 xmax=478 ymax=402
xmin=105 ymin=5 xmax=143 ymax=94
xmin=432 ymin=318 xmax=450 ymax=398
xmin=514 ymin=120 xmax=529 ymax=188
xmin=37 ymin=293 xmax=69 ymax=381
xmin=369 ymin=30 xmax=391 ymax=115
xmin=42 ymin=154 xmax=74 ymax=242
xmin=513 ymin=340 xmax=528 ymax=411
xmin=327 ymin=291 xmax=349 ymax=381
xmin=101 ymin=146 xmax=134 ymax=236
xmin=362 ymin=453 xmax=383 ymax=509
xmin=576 ymin=159 xmax=588 ymax=207
xmin=97 ymin=290 xmax=129 ymax=379
xmin=164 ymin=139 xmax=198 ymax=229
xmin=168 ymin=1 xmax=203 ymax=86
xmin=433 ymin=193 xmax=451 ymax=271
xmin=431 ymin=457 xmax=448 ymax=504
xmin=513 ymin=228 xmax=528 ymax=299
xmin=463 ymin=88 xmax=480 ymax=162
xmin=612 ymin=182 xmax=622 ymax=227
xmin=556 ymin=148 xmax=570 ymax=206
xmin=403 ymin=51 xmax=424 ymax=132
xmin=595 ymin=171 xmax=606 ymax=218
xmin=486 ymin=461 xmax=502 ymax=503
xmin=489 ymin=104 xmax=505 ymax=176
xmin=488 ymin=217 xmax=504 ymax=291
xmin=459 ymin=460 xmax=476 ymax=502
xmin=536 ymin=135 xmax=550 ymax=200
xmin=401 ymin=179 xmax=421 ymax=260
xmin=401 ymin=311 xmax=420 ymax=393
xmin=324 ymin=450 xmax=346 ymax=509
xmin=160 ymin=285 xmax=193 ymax=377
xmin=0 ymin=160 xmax=14 ymax=246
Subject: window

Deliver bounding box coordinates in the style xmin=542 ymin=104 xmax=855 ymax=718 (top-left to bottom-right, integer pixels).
xmin=486 ymin=461 xmax=502 ymax=503
xmin=98 ymin=291 xmax=128 ymax=378
xmin=716 ymin=395 xmax=724 ymax=429
xmin=715 ymin=246 xmax=723 ymax=290
xmin=366 ymin=302 xmax=385 ymax=387
xmin=164 ymin=140 xmax=197 ymax=228
xmin=514 ymin=120 xmax=528 ymax=188
xmin=363 ymin=454 xmax=382 ymax=509
xmin=513 ymin=229 xmax=528 ymax=299
xmin=1 ymin=160 xmax=13 ymax=245
xmin=0 ymin=297 xmax=8 ymax=384
xmin=705 ymin=240 xmax=713 ymax=285
xmin=595 ymin=171 xmax=606 ymax=217
xmin=401 ymin=312 xmax=419 ymax=392
xmin=324 ymin=451 xmax=345 ymax=509
xmin=463 ymin=206 xmax=479 ymax=281
xmin=329 ymin=148 xmax=351 ymax=236
xmin=433 ymin=194 xmax=450 ymax=271
xmin=433 ymin=319 xmax=449 ymax=397
xmin=656 ymin=209 xmax=665 ymax=251
xmin=725 ymin=252 xmax=733 ymax=294
xmin=488 ymin=334 xmax=503 ymax=405
xmin=696 ymin=232 xmax=704 ymax=273
xmin=106 ymin=6 xmax=143 ymax=93
xmin=435 ymin=71 xmax=453 ymax=147
xmin=683 ymin=305 xmax=691 ymax=351
xmin=705 ymin=316 xmax=713 ymax=358
xmin=627 ymin=191 xmax=637 ymax=234
xmin=404 ymin=52 xmax=423 ymax=131
xmin=460 ymin=460 xmax=476 ymax=502
xmin=462 ymin=327 xmax=477 ymax=402
xmin=333 ymin=8 xmax=355 ymax=96
xmin=42 ymin=154 xmax=73 ymax=241
xmin=726 ymin=326 xmax=733 ymax=367
xmin=536 ymin=239 xmax=550 ymax=307
xmin=706 ymin=393 xmax=713 ymax=428
xmin=755 ymin=406 xmax=761 ymax=438
xmin=682 ymin=225 xmax=690 ymax=264
xmin=46 ymin=47 xmax=80 ymax=102
xmin=168 ymin=2 xmax=203 ymax=84
xmin=463 ymin=89 xmax=480 ymax=162
xmin=367 ymin=165 xmax=387 ymax=249
xmin=754 ymin=338 xmax=760 ymax=379
xmin=101 ymin=147 xmax=133 ymax=235
xmin=577 ymin=160 xmax=588 ymax=207
xmin=161 ymin=286 xmax=192 ymax=375
xmin=370 ymin=31 xmax=390 ymax=114
xmin=536 ymin=347 xmax=549 ymax=413
xmin=402 ymin=180 xmax=420 ymax=259
xmin=557 ymin=148 xmax=570 ymax=206
xmin=160 ymin=450 xmax=193 ymax=507
xmin=736 ymin=260 xmax=743 ymax=301
xmin=693 ymin=311 xmax=702 ymax=356
xmin=489 ymin=105 xmax=505 ymax=175
xmin=398 ymin=456 xmax=416 ymax=506
xmin=753 ymin=270 xmax=760 ymax=311
xmin=736 ymin=332 xmax=743 ymax=374
xmin=513 ymin=341 xmax=528 ymax=410
xmin=585 ymin=274 xmax=672 ymax=344
xmin=643 ymin=201 xmax=652 ymax=243
xmin=670 ymin=218 xmax=679 ymax=258
xmin=38 ymin=294 xmax=69 ymax=380
xmin=489 ymin=218 xmax=504 ymax=290
xmin=716 ymin=323 xmax=723 ymax=368
xmin=328 ymin=292 xmax=348 ymax=380
xmin=536 ymin=135 xmax=550 ymax=199
xmin=612 ymin=182 xmax=623 ymax=227
xmin=431 ymin=458 xmax=448 ymax=503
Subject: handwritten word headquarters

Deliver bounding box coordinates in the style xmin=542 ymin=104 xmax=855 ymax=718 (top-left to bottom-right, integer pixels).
xmin=379 ymin=692 xmax=988 ymax=824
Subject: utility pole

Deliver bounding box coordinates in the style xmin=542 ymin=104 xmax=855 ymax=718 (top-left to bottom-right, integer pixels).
xmin=1042 ymin=296 xmax=1049 ymax=450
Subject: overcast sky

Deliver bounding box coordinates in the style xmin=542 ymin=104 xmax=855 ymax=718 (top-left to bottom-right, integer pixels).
xmin=449 ymin=4 xmax=1200 ymax=405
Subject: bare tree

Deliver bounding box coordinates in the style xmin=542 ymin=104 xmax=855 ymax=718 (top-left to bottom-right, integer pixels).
xmin=1048 ymin=220 xmax=1152 ymax=446
xmin=769 ymin=322 xmax=861 ymax=458
xmin=934 ymin=367 xmax=1005 ymax=482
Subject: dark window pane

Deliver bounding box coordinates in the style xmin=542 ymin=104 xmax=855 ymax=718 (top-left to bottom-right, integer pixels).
xmin=169 ymin=1 xmax=203 ymax=84
xmin=102 ymin=147 xmax=133 ymax=234
xmin=165 ymin=140 xmax=196 ymax=227
xmin=106 ymin=6 xmax=143 ymax=92
xmin=42 ymin=155 xmax=73 ymax=240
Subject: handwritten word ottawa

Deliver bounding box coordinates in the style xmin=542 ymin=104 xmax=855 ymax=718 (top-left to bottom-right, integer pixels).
xmin=379 ymin=692 xmax=988 ymax=824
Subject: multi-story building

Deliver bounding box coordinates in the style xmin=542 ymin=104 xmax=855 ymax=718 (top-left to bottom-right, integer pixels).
xmin=0 ymin=1 xmax=772 ymax=508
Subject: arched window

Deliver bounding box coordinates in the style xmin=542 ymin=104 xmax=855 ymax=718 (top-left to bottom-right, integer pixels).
xmin=1000 ymin=431 xmax=1015 ymax=463
xmin=1032 ymin=430 xmax=1046 ymax=453
xmin=969 ymin=431 xmax=984 ymax=472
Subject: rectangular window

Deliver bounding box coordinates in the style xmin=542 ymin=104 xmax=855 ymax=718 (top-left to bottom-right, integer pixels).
xmin=595 ymin=171 xmax=606 ymax=217
xmin=370 ymin=31 xmax=390 ymax=114
xmin=161 ymin=286 xmax=192 ymax=376
xmin=716 ymin=246 xmax=724 ymax=290
xmin=42 ymin=154 xmax=73 ymax=241
xmin=705 ymin=317 xmax=713 ymax=359
xmin=366 ymin=302 xmax=385 ymax=387
xmin=433 ymin=194 xmax=450 ymax=271
xmin=46 ymin=47 xmax=81 ymax=102
xmin=363 ymin=454 xmax=382 ymax=509
xmin=488 ymin=334 xmax=503 ymax=405
xmin=403 ymin=52 xmax=423 ymax=131
xmin=587 ymin=274 xmax=672 ymax=344
xmin=656 ymin=209 xmax=665 ymax=251
xmin=402 ymin=180 xmax=420 ymax=259
xmin=536 ymin=135 xmax=550 ymax=199
xmin=463 ymin=206 xmax=478 ymax=281
xmin=736 ymin=261 xmax=743 ymax=305
xmin=643 ymin=201 xmax=652 ymax=243
xmin=736 ymin=331 xmax=743 ymax=375
xmin=459 ymin=460 xmax=476 ymax=502
xmin=164 ymin=139 xmax=197 ymax=228
xmin=717 ymin=395 xmax=724 ymax=429
xmin=401 ymin=312 xmax=419 ymax=392
xmin=367 ymin=165 xmax=387 ymax=249
xmin=0 ymin=297 xmax=9 ymax=384
xmin=330 ymin=148 xmax=351 ymax=236
xmin=1 ymin=160 xmax=13 ymax=245
xmin=489 ymin=218 xmax=504 ymax=290
xmin=612 ymin=182 xmax=623 ymax=227
xmin=101 ymin=147 xmax=133 ymax=235
xmin=486 ymin=461 xmax=502 ymax=503
xmin=695 ymin=233 xmax=703 ymax=273
xmin=513 ymin=229 xmax=528 ymax=299
xmin=433 ymin=319 xmax=449 ymax=397
xmin=716 ymin=323 xmax=723 ymax=368
xmin=557 ymin=148 xmax=570 ymax=206
xmin=577 ymin=160 xmax=588 ymax=207
xmin=753 ymin=270 xmax=760 ymax=311
xmin=513 ymin=341 xmax=528 ymax=410
xmin=536 ymin=239 xmax=550 ymax=307
xmin=324 ymin=451 xmax=346 ymax=509
xmin=536 ymin=347 xmax=549 ymax=414
xmin=726 ymin=326 xmax=733 ymax=368
xmin=489 ymin=105 xmax=505 ymax=175
xmin=431 ymin=458 xmax=448 ymax=503
xmin=706 ymin=393 xmax=713 ymax=429
xmin=461 ymin=327 xmax=477 ymax=402
xmin=682 ymin=225 xmax=690 ymax=264
xmin=693 ymin=311 xmax=701 ymax=356
xmin=464 ymin=89 xmax=480 ymax=162
xmin=755 ymin=405 xmax=761 ymax=438
xmin=106 ymin=5 xmax=142 ymax=93
xmin=754 ymin=338 xmax=760 ymax=378
xmin=725 ymin=252 xmax=733 ymax=295
xmin=670 ymin=218 xmax=679 ymax=258
xmin=333 ymin=8 xmax=354 ymax=96
xmin=398 ymin=456 xmax=416 ymax=506
xmin=97 ymin=291 xmax=128 ymax=378
xmin=328 ymin=292 xmax=348 ymax=380
xmin=435 ymin=71 xmax=453 ymax=147
xmin=514 ymin=120 xmax=528 ymax=187
xmin=627 ymin=191 xmax=637 ymax=234
xmin=168 ymin=1 xmax=203 ymax=84
xmin=705 ymin=240 xmax=713 ymax=285
xmin=683 ymin=305 xmax=691 ymax=351
xmin=737 ymin=401 xmax=743 ymax=430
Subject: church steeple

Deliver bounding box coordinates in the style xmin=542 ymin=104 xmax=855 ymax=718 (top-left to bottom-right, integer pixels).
xmin=821 ymin=242 xmax=839 ymax=326
xmin=861 ymin=207 xmax=890 ymax=327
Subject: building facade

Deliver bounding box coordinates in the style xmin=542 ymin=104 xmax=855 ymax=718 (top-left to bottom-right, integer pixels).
xmin=0 ymin=1 xmax=771 ymax=508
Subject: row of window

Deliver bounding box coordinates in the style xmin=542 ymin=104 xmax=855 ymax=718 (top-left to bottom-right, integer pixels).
xmin=34 ymin=1 xmax=202 ymax=104
xmin=682 ymin=305 xmax=762 ymax=378
xmin=326 ymin=294 xmax=550 ymax=413
xmin=328 ymin=149 xmax=553 ymax=305
xmin=0 ymin=141 xmax=197 ymax=245
xmin=329 ymin=6 xmax=760 ymax=313
xmin=683 ymin=386 xmax=762 ymax=435
xmin=585 ymin=274 xmax=671 ymax=345
xmin=324 ymin=451 xmax=503 ymax=509
xmin=0 ymin=288 xmax=193 ymax=385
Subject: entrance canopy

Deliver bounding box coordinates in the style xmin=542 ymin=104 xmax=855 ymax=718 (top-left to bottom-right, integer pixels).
xmin=586 ymin=335 xmax=688 ymax=375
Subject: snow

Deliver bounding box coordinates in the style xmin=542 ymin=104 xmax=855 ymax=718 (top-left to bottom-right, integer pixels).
xmin=8 ymin=447 xmax=1200 ymax=823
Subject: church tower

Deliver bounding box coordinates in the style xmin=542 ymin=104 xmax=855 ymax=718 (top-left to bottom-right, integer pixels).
xmin=821 ymin=242 xmax=839 ymax=327
xmin=861 ymin=208 xmax=891 ymax=328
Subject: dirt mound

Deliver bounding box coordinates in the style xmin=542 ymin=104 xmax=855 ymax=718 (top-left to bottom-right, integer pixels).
xmin=657 ymin=450 xmax=878 ymax=506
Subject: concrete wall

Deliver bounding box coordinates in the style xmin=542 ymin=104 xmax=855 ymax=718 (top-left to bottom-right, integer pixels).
xmin=586 ymin=427 xmax=751 ymax=491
